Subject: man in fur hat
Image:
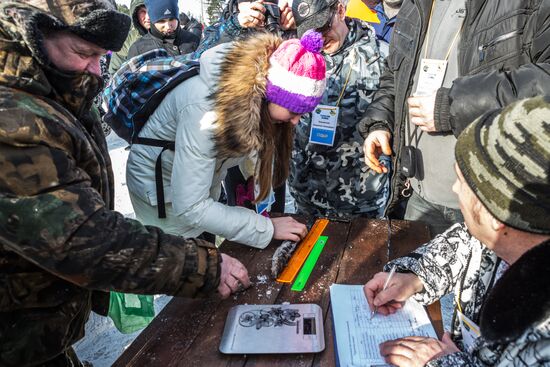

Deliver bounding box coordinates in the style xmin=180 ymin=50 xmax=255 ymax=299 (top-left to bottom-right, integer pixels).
xmin=0 ymin=1 xmax=249 ymax=366
xmin=363 ymin=96 xmax=550 ymax=366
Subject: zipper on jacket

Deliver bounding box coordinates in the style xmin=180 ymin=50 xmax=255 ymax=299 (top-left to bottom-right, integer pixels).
xmin=450 ymin=248 xmax=473 ymax=336
xmin=384 ymin=0 xmax=426 ymax=217
xmin=478 ymin=30 xmax=521 ymax=62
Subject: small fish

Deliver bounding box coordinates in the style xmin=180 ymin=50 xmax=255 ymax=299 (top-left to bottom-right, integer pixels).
xmin=271 ymin=240 xmax=297 ymax=278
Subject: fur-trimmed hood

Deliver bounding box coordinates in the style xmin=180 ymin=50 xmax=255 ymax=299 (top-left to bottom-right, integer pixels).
xmin=480 ymin=239 xmax=550 ymax=343
xmin=203 ymin=32 xmax=283 ymax=159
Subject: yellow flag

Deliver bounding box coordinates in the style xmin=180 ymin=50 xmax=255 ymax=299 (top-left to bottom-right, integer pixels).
xmin=345 ymin=0 xmax=380 ymax=23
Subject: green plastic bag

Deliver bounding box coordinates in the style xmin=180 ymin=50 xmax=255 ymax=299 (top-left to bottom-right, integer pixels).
xmin=108 ymin=291 xmax=155 ymax=334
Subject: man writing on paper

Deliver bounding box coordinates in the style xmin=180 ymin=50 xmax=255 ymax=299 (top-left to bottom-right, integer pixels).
xmin=363 ymin=96 xmax=550 ymax=366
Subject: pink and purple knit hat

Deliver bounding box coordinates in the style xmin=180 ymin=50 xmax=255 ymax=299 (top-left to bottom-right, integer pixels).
xmin=266 ymin=30 xmax=326 ymax=114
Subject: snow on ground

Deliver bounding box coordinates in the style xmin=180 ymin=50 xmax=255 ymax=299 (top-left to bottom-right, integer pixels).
xmin=74 ymin=132 xmax=453 ymax=366
xmin=74 ymin=132 xmax=173 ymax=366
xmin=100 ymin=133 xmax=134 ymax=218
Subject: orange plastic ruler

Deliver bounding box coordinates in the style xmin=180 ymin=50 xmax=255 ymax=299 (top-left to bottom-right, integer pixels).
xmin=276 ymin=218 xmax=329 ymax=283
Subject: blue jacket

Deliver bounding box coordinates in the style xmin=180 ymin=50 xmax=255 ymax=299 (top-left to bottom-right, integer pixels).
xmin=369 ymin=2 xmax=396 ymax=44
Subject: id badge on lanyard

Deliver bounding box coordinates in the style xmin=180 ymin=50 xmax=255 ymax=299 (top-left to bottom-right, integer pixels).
xmin=254 ymin=183 xmax=275 ymax=215
xmin=457 ymin=310 xmax=481 ymax=352
xmin=414 ymin=58 xmax=448 ymax=96
xmin=309 ymin=104 xmax=339 ymax=146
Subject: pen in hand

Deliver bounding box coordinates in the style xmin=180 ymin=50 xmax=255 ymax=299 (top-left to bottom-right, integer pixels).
xmin=370 ymin=264 xmax=397 ymax=320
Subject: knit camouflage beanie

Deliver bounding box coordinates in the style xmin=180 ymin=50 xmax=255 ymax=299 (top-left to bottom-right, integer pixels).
xmin=455 ymin=96 xmax=550 ymax=234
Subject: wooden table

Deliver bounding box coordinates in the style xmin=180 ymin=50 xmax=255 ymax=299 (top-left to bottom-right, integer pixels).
xmin=114 ymin=218 xmax=442 ymax=366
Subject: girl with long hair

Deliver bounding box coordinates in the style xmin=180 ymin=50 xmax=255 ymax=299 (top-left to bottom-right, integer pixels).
xmin=126 ymin=30 xmax=326 ymax=248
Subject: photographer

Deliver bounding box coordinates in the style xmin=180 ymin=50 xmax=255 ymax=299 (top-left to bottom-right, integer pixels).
xmin=236 ymin=0 xmax=295 ymax=32
xmin=197 ymin=0 xmax=297 ymax=57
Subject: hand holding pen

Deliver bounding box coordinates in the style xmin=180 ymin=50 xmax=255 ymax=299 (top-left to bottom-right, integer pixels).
xmin=363 ymin=267 xmax=424 ymax=317
xmin=370 ymin=265 xmax=397 ymax=319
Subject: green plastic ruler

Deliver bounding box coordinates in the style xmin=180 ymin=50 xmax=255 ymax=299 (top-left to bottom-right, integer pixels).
xmin=291 ymin=236 xmax=328 ymax=292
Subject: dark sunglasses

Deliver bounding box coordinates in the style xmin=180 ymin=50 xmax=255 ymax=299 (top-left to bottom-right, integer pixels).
xmin=316 ymin=8 xmax=337 ymax=34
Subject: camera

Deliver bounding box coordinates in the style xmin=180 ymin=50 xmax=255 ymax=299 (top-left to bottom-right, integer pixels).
xmin=400 ymin=145 xmax=424 ymax=180
xmin=263 ymin=2 xmax=281 ymax=33
xmin=400 ymin=145 xmax=417 ymax=178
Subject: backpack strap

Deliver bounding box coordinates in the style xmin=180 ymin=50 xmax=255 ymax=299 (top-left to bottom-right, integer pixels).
xmin=114 ymin=56 xmax=199 ymax=218
xmin=133 ymin=137 xmax=175 ymax=218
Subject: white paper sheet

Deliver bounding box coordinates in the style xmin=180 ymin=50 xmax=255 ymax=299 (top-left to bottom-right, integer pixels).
xmin=329 ymin=284 xmax=437 ymax=367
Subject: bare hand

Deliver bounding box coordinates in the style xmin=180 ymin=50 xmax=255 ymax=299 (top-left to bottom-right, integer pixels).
xmin=363 ymin=130 xmax=392 ymax=174
xmin=408 ymin=94 xmax=436 ymax=132
xmin=218 ymin=254 xmax=251 ymax=299
xmin=271 ymin=217 xmax=307 ymax=242
xmin=363 ymin=271 xmax=423 ymax=316
xmin=278 ymin=0 xmax=296 ymax=30
xmin=379 ymin=333 xmax=460 ymax=366
xmin=237 ymin=1 xmax=266 ymax=28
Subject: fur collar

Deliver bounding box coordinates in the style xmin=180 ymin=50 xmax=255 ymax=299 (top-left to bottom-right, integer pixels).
xmin=210 ymin=32 xmax=282 ymax=159
xmin=480 ymin=239 xmax=550 ymax=343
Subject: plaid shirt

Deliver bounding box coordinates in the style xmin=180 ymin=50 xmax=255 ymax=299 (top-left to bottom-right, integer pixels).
xmin=102 ymin=49 xmax=199 ymax=143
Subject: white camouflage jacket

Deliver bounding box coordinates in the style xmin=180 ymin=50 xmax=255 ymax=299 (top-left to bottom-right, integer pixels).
xmin=388 ymin=223 xmax=550 ymax=366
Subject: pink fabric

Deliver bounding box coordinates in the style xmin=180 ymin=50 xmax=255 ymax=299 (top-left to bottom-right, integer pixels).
xmin=270 ymin=42 xmax=326 ymax=80
xmin=235 ymin=177 xmax=255 ymax=208
xmin=265 ymin=30 xmax=326 ymax=113
xmin=235 ymin=178 xmax=270 ymax=218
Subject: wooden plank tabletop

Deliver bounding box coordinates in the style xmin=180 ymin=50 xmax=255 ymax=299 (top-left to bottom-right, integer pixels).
xmin=114 ymin=218 xmax=439 ymax=367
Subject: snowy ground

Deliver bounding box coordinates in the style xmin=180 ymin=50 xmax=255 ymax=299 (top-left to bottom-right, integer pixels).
xmin=73 ymin=132 xmax=174 ymax=366
xmin=74 ymin=131 xmax=453 ymax=366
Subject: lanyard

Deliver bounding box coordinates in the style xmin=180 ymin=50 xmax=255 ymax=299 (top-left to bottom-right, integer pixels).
xmin=407 ymin=1 xmax=465 ymax=147
xmin=423 ymin=0 xmax=465 ymax=61
xmin=335 ymin=50 xmax=357 ymax=107
xmin=456 ymin=257 xmax=502 ymax=314
xmin=406 ymin=118 xmax=423 ymax=147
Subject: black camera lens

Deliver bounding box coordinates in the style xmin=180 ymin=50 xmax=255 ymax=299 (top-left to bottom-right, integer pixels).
xmin=263 ymin=2 xmax=281 ymax=33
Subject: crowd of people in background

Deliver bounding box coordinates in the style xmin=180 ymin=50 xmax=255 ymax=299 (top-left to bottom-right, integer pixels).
xmin=0 ymin=0 xmax=548 ymax=366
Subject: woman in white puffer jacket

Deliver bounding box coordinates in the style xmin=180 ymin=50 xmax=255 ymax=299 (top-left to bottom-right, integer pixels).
xmin=126 ymin=31 xmax=327 ymax=248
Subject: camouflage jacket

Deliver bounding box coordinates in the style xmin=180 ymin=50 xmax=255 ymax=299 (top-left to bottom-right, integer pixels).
xmin=289 ymin=19 xmax=390 ymax=218
xmin=0 ymin=2 xmax=220 ymax=366
xmin=388 ymin=224 xmax=550 ymax=366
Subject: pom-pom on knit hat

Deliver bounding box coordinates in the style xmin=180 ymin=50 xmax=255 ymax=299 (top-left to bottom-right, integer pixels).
xmin=266 ymin=30 xmax=326 ymax=114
